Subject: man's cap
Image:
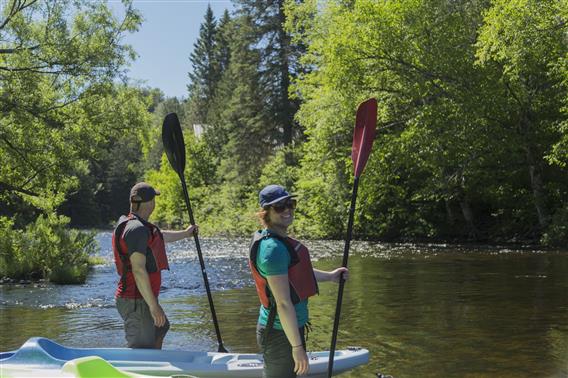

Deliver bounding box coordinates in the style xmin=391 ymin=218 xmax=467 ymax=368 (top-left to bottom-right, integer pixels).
xmin=259 ymin=184 xmax=296 ymax=207
xmin=130 ymin=182 xmax=160 ymax=203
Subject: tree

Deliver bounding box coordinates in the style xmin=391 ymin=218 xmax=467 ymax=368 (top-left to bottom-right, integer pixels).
xmin=187 ymin=5 xmax=220 ymax=126
xmin=215 ymin=15 xmax=273 ymax=186
xmin=216 ymin=9 xmax=232 ymax=74
xmin=476 ymin=0 xmax=568 ymax=230
xmin=286 ymin=0 xmax=567 ymax=241
xmin=0 ymin=0 xmax=144 ymax=223
xmin=59 ymin=87 xmax=153 ymax=226
xmin=199 ymin=9 xmax=234 ymax=166
xmin=235 ymin=0 xmax=303 ymax=149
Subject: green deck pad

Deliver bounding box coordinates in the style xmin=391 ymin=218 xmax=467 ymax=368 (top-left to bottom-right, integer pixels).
xmin=60 ymin=356 xmax=197 ymax=378
xmin=61 ymin=356 xmax=133 ymax=378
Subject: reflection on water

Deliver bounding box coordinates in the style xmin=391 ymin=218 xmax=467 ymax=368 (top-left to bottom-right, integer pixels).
xmin=1 ymin=234 xmax=567 ymax=377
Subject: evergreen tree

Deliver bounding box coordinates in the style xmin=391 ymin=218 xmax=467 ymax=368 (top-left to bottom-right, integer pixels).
xmin=216 ymin=10 xmax=232 ymax=74
xmin=234 ymin=0 xmax=302 ymax=148
xmin=215 ymin=16 xmax=272 ymax=186
xmin=187 ymin=5 xmax=220 ymax=125
xmin=204 ymin=13 xmax=235 ymax=162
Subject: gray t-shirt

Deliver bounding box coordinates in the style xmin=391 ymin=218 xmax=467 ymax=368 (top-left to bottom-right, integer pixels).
xmin=119 ymin=216 xmax=157 ymax=272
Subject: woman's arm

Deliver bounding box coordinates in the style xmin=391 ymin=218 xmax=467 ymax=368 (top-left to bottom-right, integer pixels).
xmin=314 ymin=267 xmax=349 ymax=283
xmin=266 ymin=274 xmax=309 ymax=376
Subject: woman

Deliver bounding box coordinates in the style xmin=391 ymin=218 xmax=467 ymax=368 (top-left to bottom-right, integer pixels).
xmin=249 ymin=184 xmax=348 ymax=377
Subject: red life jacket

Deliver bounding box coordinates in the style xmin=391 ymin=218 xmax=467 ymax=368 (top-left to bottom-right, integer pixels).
xmin=112 ymin=213 xmax=169 ymax=298
xmin=249 ymin=230 xmax=318 ymax=309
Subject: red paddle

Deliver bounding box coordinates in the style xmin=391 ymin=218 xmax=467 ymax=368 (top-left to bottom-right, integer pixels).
xmin=352 ymin=99 xmax=378 ymax=178
xmin=328 ymin=98 xmax=377 ymax=377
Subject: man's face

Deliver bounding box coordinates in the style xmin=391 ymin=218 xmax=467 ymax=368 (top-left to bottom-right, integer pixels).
xmin=148 ymin=198 xmax=156 ymax=214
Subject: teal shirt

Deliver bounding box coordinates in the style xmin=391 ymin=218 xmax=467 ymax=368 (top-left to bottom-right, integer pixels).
xmin=256 ymin=230 xmax=309 ymax=330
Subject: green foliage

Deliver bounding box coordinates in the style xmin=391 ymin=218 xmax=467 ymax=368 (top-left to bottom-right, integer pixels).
xmin=542 ymin=205 xmax=568 ymax=247
xmin=0 ymin=218 xmax=21 ymax=277
xmin=258 ymin=146 xmax=301 ymax=190
xmin=4 ymin=0 xmax=565 ymax=247
xmin=475 ymin=0 xmax=568 ymax=229
xmin=0 ymin=214 xmax=98 ymax=284
xmin=147 ymin=136 xmax=258 ymax=236
xmin=142 ymin=0 xmax=566 ymax=245
xmin=147 ymin=154 xmax=188 ymax=227
xmin=146 ymin=128 xmax=217 ymax=226
xmin=234 ymin=0 xmax=302 ymax=147
xmin=59 ymin=86 xmax=153 ymax=226
xmin=0 ymin=0 xmax=148 ymax=227
xmin=187 ymin=5 xmax=222 ymax=125
xmin=285 ymin=0 xmax=568 ymax=242
xmin=191 ymin=184 xmax=259 ymax=237
xmin=213 ymin=16 xmax=274 ymax=186
xmin=216 ymin=10 xmax=233 ymax=74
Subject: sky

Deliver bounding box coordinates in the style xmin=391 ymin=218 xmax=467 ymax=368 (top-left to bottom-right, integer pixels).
xmin=110 ymin=1 xmax=234 ymax=99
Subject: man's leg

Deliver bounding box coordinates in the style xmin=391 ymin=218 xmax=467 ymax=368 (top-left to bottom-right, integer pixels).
xmin=116 ymin=297 xmax=155 ymax=348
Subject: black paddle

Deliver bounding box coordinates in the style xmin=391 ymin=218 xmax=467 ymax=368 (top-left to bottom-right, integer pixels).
xmin=162 ymin=113 xmax=228 ymax=353
xmin=327 ymin=99 xmax=377 ymax=377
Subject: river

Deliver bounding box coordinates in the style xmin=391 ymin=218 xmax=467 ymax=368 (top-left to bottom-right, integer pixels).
xmin=1 ymin=232 xmax=567 ymax=377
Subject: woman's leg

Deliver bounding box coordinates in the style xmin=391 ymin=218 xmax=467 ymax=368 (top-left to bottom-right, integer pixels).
xmin=257 ymin=324 xmax=305 ymax=378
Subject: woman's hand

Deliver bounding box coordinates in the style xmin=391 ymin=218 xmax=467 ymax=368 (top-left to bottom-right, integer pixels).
xmin=328 ymin=267 xmax=348 ymax=283
xmin=292 ymin=345 xmax=309 ymax=376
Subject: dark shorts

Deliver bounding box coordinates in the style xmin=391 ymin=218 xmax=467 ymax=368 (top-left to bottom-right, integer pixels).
xmin=256 ymin=324 xmax=306 ymax=378
xmin=116 ymin=297 xmax=170 ymax=349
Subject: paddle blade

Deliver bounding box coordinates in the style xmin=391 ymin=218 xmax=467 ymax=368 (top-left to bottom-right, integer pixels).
xmin=352 ymin=98 xmax=377 ymax=177
xmin=162 ymin=113 xmax=186 ymax=177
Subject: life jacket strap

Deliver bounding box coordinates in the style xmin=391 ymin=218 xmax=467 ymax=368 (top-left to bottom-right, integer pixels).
xmin=260 ymin=299 xmax=277 ymax=352
xmin=304 ymin=321 xmax=312 ymax=343
xmin=114 ymin=220 xmax=130 ymax=295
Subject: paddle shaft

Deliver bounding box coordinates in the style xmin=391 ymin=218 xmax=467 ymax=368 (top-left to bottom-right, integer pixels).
xmin=179 ymin=174 xmax=227 ymax=353
xmin=327 ymin=176 xmax=360 ymax=377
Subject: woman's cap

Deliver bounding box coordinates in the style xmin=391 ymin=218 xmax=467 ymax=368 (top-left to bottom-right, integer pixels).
xmin=130 ymin=182 xmax=160 ymax=203
xmin=259 ymin=184 xmax=296 ymax=207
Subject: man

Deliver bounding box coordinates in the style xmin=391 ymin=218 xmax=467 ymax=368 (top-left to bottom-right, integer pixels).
xmin=112 ymin=182 xmax=197 ymax=349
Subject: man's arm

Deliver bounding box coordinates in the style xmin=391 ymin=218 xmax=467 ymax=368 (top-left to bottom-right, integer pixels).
xmin=162 ymin=224 xmax=198 ymax=243
xmin=130 ymin=252 xmax=166 ymax=327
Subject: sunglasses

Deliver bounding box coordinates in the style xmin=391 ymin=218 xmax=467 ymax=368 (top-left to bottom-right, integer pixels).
xmin=270 ymin=199 xmax=297 ymax=213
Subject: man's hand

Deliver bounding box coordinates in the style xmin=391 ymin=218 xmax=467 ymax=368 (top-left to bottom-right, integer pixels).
xmin=185 ymin=224 xmax=198 ymax=238
xmin=149 ymin=303 xmax=167 ymax=327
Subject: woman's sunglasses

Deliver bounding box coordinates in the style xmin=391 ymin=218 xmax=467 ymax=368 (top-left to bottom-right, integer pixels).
xmin=270 ymin=199 xmax=297 ymax=213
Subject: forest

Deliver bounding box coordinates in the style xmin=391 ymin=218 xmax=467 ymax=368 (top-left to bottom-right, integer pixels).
xmin=1 ymin=0 xmax=567 ymax=281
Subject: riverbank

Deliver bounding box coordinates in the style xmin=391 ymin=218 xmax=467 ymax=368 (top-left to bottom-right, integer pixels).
xmin=5 ymin=214 xmax=565 ymax=287
xmin=79 ymin=224 xmax=561 ymax=250
xmin=0 ymin=215 xmax=98 ymax=284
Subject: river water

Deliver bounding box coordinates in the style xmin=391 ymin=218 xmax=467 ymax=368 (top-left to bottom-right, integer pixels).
xmin=0 ymin=232 xmax=567 ymax=377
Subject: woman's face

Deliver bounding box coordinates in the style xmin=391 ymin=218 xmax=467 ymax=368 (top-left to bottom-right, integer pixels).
xmin=267 ymin=198 xmax=296 ymax=229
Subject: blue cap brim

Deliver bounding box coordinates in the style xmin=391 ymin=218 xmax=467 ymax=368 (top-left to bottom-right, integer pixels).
xmin=263 ymin=194 xmax=297 ymax=207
